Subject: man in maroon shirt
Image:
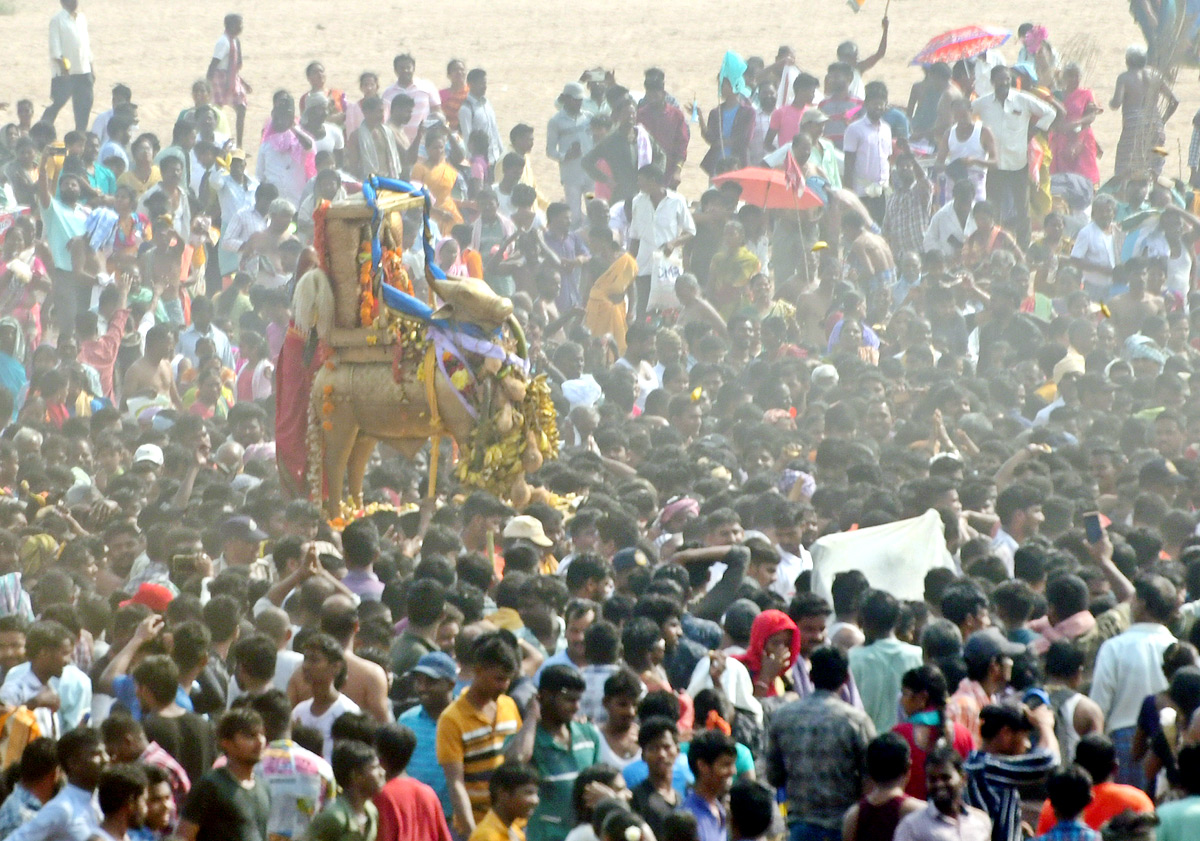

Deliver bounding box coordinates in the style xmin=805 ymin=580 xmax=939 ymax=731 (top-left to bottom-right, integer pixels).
xmin=638 ymin=73 xmax=689 ymax=188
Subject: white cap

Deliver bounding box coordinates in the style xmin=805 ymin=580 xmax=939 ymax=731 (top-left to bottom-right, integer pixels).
xmin=132 ymin=443 xmax=164 ymax=466
xmin=811 ymin=364 xmax=839 ymax=387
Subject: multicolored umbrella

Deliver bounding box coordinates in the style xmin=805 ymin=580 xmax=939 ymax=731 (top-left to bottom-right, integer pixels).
xmin=912 ymin=25 xmax=1010 ymax=66
xmin=712 ymin=167 xmax=824 ymax=210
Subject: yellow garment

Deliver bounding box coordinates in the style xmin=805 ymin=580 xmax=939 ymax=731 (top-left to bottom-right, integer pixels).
xmin=43 ymin=144 xmax=67 ymax=188
xmin=585 ymin=252 xmax=637 ymax=353
xmin=469 ymin=810 xmax=524 ymax=841
xmin=516 ymin=152 xmax=549 ymax=211
xmin=117 ymin=165 xmax=162 ymax=199
xmin=1031 ymin=133 xmax=1053 ymax=221
xmin=411 ymin=160 xmax=464 ymax=229
xmin=709 ymin=247 xmax=761 ymax=315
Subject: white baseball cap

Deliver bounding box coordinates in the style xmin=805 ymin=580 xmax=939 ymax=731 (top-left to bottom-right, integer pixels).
xmin=132 ymin=443 xmax=164 ymax=467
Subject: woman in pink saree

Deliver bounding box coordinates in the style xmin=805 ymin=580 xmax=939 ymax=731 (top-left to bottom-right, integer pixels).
xmin=1049 ymin=63 xmax=1101 ymax=185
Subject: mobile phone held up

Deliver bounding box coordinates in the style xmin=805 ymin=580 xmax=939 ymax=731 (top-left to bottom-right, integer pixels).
xmin=1083 ymin=511 xmax=1103 ymax=544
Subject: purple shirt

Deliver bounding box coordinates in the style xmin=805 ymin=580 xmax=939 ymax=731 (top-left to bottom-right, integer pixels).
xmin=682 ymin=791 xmax=726 ymax=841
xmin=342 ymin=569 xmax=384 ymax=602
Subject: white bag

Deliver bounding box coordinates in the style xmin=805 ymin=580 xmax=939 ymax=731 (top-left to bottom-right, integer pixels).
xmin=647 ymin=248 xmax=683 ymax=311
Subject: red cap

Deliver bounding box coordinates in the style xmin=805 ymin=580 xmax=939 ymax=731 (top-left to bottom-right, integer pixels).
xmin=119 ymin=583 xmax=174 ymax=613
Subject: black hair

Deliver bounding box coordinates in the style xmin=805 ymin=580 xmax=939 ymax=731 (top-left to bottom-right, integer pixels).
xmin=407 ymin=579 xmax=447 ymax=626
xmin=867 ymin=732 xmax=912 ymax=783
xmin=728 ymin=779 xmax=774 ymax=839
xmin=375 ymin=723 xmax=417 ymax=774
xmin=216 ymin=708 xmax=264 ymax=742
xmin=1073 ymin=734 xmax=1116 ymax=784
xmin=686 ymin=729 xmax=736 ymax=776
xmin=603 ymin=668 xmax=643 ymax=701
xmin=97 ymin=764 xmax=148 ymax=817
xmin=572 ymin=764 xmax=622 ymax=824
xmin=1045 ymin=640 xmax=1086 ymax=680
xmin=637 ymin=715 xmax=679 ymax=749
xmin=132 ymin=655 xmax=180 ymax=706
xmin=489 ymin=761 xmax=539 ymax=798
xmin=249 ymin=689 xmax=293 ymax=742
xmin=622 ymin=617 xmax=663 ymax=668
xmin=809 ymin=646 xmax=849 ymax=691
xmin=330 ymin=740 xmax=378 ymax=790
xmin=471 ymin=632 xmax=520 ymax=674
xmin=940 ymin=582 xmax=988 ymax=626
xmin=540 ymin=664 xmax=586 ymax=695
xmin=1046 ymin=764 xmax=1094 ymax=820
xmin=17 ymin=738 xmax=59 ymax=785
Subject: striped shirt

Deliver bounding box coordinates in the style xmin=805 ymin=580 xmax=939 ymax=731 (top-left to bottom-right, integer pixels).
xmin=964 ymin=748 xmax=1057 ymax=841
xmin=436 ymin=692 xmax=521 ymax=825
xmin=527 ymin=721 xmax=601 ymax=841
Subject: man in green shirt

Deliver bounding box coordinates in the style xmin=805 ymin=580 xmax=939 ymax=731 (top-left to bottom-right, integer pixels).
xmin=848 ymin=590 xmax=925 ymax=732
xmin=507 ymin=665 xmax=601 ymax=841
xmin=306 ymin=741 xmax=385 ymax=841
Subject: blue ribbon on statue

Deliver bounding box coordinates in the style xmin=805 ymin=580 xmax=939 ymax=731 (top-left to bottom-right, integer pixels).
xmin=363 ymin=176 xmax=496 ymax=341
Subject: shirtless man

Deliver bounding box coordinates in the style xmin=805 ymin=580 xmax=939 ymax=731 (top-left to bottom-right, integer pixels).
xmin=123 ymin=323 xmax=183 ymax=410
xmin=1110 ymin=45 xmax=1178 ymax=179
xmin=241 ymin=198 xmax=297 ymax=290
xmin=843 ymin=211 xmax=896 ymax=294
xmin=675 ymin=272 xmax=727 ymax=337
xmin=287 ymin=594 xmax=392 ymax=723
xmin=1108 ymin=258 xmax=1164 ymax=339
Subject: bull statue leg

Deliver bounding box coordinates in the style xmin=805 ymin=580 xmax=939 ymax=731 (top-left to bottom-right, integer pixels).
xmin=345 ymin=434 xmax=378 ymax=508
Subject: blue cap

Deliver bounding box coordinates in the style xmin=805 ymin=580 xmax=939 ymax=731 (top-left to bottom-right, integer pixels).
xmin=408 ymin=651 xmax=457 ymax=683
xmin=612 ymin=547 xmax=649 ymax=573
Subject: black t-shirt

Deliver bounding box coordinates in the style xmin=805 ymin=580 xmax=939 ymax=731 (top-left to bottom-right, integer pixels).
xmin=143 ymin=711 xmax=216 ymax=788
xmin=182 ymin=767 xmax=271 ymax=841
xmin=630 ymin=778 xmax=679 ymax=840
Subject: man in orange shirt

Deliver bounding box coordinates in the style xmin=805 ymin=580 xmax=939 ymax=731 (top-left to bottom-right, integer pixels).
xmin=1035 ymin=734 xmax=1154 ymax=833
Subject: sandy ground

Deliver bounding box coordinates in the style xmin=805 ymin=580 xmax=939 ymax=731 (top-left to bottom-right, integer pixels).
xmin=1 ymin=0 xmax=1196 ymax=198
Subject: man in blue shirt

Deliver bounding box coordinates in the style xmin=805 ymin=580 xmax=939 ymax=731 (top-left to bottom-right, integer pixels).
xmin=682 ymin=730 xmax=737 ymax=841
xmin=398 ymin=652 xmax=456 ymax=818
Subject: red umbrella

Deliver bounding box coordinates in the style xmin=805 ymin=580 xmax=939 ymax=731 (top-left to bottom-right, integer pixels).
xmin=912 ymin=25 xmax=1010 ymax=66
xmin=712 ymin=167 xmax=824 ymax=210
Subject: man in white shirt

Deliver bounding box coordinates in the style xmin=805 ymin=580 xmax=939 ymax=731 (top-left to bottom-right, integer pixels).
xmin=381 ymin=54 xmax=443 ymax=143
xmin=220 ymin=182 xmax=276 ymax=276
xmin=44 ymin=0 xmax=94 ymax=132
xmin=972 ymin=65 xmax=1058 ymax=247
xmin=628 ymin=163 xmax=694 ymax=320
xmin=546 ymin=83 xmax=593 ymax=224
xmin=0 ymin=620 xmax=78 ymax=738
xmin=842 ymin=81 xmax=893 ymax=224
xmin=90 ymin=83 xmax=131 ymax=145
xmin=458 ymin=68 xmax=503 ymax=169
xmin=1090 ymin=574 xmax=1178 ymax=787
xmin=1071 ymin=194 xmax=1118 ymax=300
xmin=922 ymin=178 xmax=978 ymax=259
xmin=176 ymin=296 xmax=234 ymax=369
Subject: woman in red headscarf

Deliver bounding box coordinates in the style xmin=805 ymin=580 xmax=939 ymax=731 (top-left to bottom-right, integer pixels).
xmin=736 ymin=609 xmax=801 ymax=698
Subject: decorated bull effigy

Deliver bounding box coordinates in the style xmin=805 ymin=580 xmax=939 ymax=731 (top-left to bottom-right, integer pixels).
xmin=275 ymin=177 xmax=558 ymax=515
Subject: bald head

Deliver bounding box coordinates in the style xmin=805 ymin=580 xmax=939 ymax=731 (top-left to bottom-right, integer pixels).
xmin=320 ymin=594 xmax=359 ymax=643
xmin=254 ymin=606 xmax=292 ymax=649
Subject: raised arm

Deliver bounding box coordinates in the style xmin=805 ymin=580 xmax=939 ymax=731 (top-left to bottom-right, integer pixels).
xmin=857 ymin=17 xmax=889 ymax=73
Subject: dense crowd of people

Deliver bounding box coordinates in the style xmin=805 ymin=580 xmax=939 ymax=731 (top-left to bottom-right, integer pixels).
xmin=3 ymin=2 xmax=1200 ymax=841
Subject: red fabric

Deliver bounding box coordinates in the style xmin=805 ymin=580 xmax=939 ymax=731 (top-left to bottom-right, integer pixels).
xmin=374 ymin=776 xmax=452 ymax=841
xmin=274 ymin=326 xmax=328 ymax=499
xmin=892 ymin=720 xmax=975 ymax=799
xmin=735 ymin=609 xmax=800 ymax=691
xmin=78 ymin=309 xmax=129 ymax=400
